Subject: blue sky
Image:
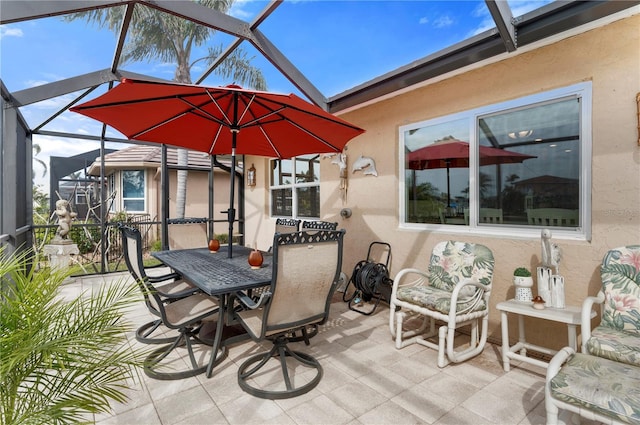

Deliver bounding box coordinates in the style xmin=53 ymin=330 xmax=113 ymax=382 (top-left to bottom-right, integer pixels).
xmin=0 ymin=0 xmax=551 ymax=191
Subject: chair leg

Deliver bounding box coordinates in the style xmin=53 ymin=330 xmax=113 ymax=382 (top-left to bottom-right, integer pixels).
xmin=237 ymin=335 xmax=322 ymax=399
xmin=287 ymin=325 xmax=318 ymax=345
xmin=394 ymin=311 xmax=435 ymax=349
xmin=136 ymin=319 xmax=180 ymax=345
xmin=144 ymin=325 xmax=224 ymax=380
xmin=443 ymin=317 xmax=489 ymax=366
xmin=438 ymin=325 xmax=450 ymax=368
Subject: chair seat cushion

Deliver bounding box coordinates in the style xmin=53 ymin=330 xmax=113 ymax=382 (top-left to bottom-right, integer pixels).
xmin=550 ymin=352 xmax=640 ymax=424
xmin=396 ymin=285 xmax=485 ymax=314
xmin=586 ymin=326 xmax=640 ymax=367
xmin=164 ymin=294 xmax=218 ymax=327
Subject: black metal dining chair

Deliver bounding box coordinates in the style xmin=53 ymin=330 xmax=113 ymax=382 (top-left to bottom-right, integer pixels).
xmin=232 ymin=229 xmax=345 ymax=399
xmin=119 ymin=225 xmax=201 ymax=345
xmin=120 ymin=225 xmax=220 ymax=380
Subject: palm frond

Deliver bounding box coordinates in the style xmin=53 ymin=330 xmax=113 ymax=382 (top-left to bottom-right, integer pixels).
xmin=1 ymin=247 xmax=146 ymax=425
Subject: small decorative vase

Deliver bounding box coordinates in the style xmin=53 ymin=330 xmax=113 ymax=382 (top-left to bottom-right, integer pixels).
xmin=208 ymin=239 xmax=220 ymax=253
xmin=514 ymin=276 xmax=534 ymax=302
xmin=248 ymin=248 xmax=263 ymax=269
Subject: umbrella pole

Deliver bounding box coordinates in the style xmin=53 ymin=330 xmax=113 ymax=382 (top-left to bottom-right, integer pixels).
xmin=228 ymin=142 xmax=236 ymax=258
xmin=227 ymin=92 xmax=239 ymax=258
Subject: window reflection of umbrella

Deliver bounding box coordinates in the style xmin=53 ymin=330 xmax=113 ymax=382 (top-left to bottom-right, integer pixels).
xmin=406 ymin=138 xmax=536 ymax=208
xmin=71 ymin=78 xmax=365 ymax=256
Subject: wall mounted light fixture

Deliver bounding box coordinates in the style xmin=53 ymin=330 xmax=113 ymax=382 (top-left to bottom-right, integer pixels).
xmin=508 ymin=130 xmax=533 ymax=140
xmin=247 ymin=163 xmax=256 ymax=187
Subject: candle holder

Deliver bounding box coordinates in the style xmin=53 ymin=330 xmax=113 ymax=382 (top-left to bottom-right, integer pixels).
xmin=208 ymin=239 xmax=220 ymax=253
xmin=248 ymin=248 xmax=263 ymax=269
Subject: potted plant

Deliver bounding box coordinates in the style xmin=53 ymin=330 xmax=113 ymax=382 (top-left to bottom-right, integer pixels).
xmin=0 ymin=247 xmax=146 ymax=425
xmin=513 ymin=267 xmax=534 ymax=302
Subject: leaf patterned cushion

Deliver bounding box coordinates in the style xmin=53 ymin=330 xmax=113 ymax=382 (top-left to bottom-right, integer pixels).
xmin=586 ymin=326 xmax=640 ymax=367
xmin=550 ymin=352 xmax=640 ymax=424
xmin=427 ymin=241 xmax=495 ymax=298
xmin=396 ymin=286 xmax=486 ymax=314
xmin=600 ymin=245 xmax=640 ymax=333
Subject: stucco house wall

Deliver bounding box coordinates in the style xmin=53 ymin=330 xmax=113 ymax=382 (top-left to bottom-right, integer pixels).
xmin=245 ymin=13 xmax=640 ymax=351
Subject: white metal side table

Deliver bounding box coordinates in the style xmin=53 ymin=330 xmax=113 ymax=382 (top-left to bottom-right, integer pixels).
xmin=497 ymin=299 xmax=596 ymax=371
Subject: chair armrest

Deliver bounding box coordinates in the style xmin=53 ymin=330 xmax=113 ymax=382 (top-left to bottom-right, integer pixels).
xmin=546 ymin=346 xmax=575 ymax=386
xmin=234 ymin=290 xmax=271 ymax=310
xmin=447 ymin=279 xmax=490 ymax=318
xmin=392 ymin=268 xmax=429 ymax=290
xmin=581 ymin=291 xmax=605 ymax=352
xmin=390 ymin=267 xmax=430 ymax=305
xmin=148 ymin=272 xmax=181 ymax=283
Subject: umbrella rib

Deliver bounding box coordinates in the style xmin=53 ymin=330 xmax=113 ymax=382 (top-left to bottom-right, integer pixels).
xmin=128 ymin=95 xmax=230 ymax=139
xmin=132 ymin=114 xmax=185 ymax=139
xmin=182 ymin=95 xmax=231 ymax=128
xmin=204 ymin=90 xmax=233 ymax=126
xmin=257 ymin=126 xmax=282 ymax=158
xmin=209 ymin=125 xmax=225 ymax=156
xmin=236 ymin=94 xmax=256 ymax=126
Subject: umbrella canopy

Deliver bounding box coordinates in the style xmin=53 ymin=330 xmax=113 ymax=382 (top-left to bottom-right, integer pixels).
xmin=71 ymin=78 xmax=365 ymax=256
xmin=407 ymin=138 xmax=536 ymax=207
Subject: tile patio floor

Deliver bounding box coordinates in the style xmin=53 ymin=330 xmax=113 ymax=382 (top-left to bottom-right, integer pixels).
xmin=62 ymin=272 xmax=600 ymax=425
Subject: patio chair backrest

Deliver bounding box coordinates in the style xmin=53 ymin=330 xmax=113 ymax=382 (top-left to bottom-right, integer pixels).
xmin=275 ymin=218 xmax=300 ymax=234
xmin=301 ymin=220 xmax=338 ymax=231
xmin=119 ymin=225 xmax=162 ymax=314
xmin=526 ymin=208 xmax=578 ymax=227
xmin=427 ymin=240 xmax=495 ymax=295
xmin=600 ymin=245 xmax=640 ymax=334
xmin=168 ymin=218 xmax=208 ymax=250
xmin=479 ymin=208 xmax=503 ymax=224
xmin=262 ymin=230 xmax=344 ymax=336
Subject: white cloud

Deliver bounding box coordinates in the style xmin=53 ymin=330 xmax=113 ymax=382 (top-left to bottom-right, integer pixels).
xmin=229 ymin=0 xmax=254 ymax=20
xmin=419 ymin=16 xmax=429 ymax=25
xmin=0 ymin=26 xmax=24 ymax=38
xmin=433 ymin=15 xmax=454 ymax=29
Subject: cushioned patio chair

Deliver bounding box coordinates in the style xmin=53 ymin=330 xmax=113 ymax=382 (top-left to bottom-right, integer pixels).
xmin=120 ymin=225 xmax=201 ymax=345
xmin=121 ymin=224 xmax=220 ymax=380
xmin=545 ymin=245 xmax=640 ymax=424
xmin=389 ymin=240 xmax=495 ymax=367
xmin=232 ymin=229 xmax=345 ymax=399
xmin=581 ymin=244 xmax=640 ymax=365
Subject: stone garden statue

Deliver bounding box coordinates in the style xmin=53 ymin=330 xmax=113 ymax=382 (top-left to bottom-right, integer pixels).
xmin=53 ymin=199 xmax=77 ymax=243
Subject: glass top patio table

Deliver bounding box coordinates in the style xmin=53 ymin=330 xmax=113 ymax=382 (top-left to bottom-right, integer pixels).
xmin=152 ymin=246 xmax=272 ymax=296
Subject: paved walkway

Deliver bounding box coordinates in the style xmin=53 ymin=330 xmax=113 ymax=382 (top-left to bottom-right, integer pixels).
xmin=61 ymin=273 xmax=599 ymax=425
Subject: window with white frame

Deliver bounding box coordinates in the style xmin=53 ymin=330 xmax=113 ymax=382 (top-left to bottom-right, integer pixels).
xmin=270 ymin=155 xmax=320 ymax=219
xmin=400 ymin=82 xmax=591 ymax=239
xmin=122 ymin=170 xmax=145 ymax=212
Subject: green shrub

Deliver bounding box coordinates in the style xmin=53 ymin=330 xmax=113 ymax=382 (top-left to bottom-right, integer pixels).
xmin=0 ymin=247 xmax=146 ymax=425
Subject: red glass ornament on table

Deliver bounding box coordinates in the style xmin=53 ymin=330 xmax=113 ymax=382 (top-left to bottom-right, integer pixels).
xmin=248 ymin=247 xmax=263 ymax=269
xmin=208 ymin=239 xmax=220 ymax=253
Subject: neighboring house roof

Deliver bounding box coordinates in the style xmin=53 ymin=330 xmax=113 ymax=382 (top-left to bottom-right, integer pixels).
xmin=87 ymin=145 xmax=232 ymax=175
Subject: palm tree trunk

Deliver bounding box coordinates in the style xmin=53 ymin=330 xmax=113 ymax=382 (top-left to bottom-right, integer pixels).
xmin=176 ymin=149 xmax=188 ymax=218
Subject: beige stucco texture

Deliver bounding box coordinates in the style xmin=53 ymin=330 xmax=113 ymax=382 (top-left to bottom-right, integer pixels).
xmin=245 ymin=14 xmax=640 ymax=352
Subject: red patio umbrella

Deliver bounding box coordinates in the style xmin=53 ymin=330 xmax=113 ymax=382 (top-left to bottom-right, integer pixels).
xmin=407 ymin=138 xmax=536 ymax=207
xmin=71 ymin=78 xmax=365 ymax=256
